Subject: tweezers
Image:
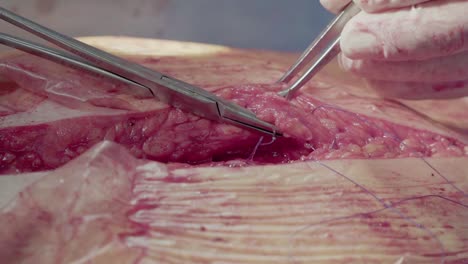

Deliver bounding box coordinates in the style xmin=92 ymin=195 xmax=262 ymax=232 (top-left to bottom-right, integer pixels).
xmin=278 ymin=2 xmax=361 ymax=99
xmin=0 ymin=7 xmax=281 ymax=137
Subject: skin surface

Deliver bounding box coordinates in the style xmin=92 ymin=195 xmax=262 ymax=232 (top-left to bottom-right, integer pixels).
xmin=0 ymin=37 xmax=467 ymax=263
xmin=1 ymin=141 xmax=467 ymax=264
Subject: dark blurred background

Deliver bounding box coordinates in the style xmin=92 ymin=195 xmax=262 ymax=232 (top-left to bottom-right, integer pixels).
xmin=2 ymin=0 xmax=333 ymax=52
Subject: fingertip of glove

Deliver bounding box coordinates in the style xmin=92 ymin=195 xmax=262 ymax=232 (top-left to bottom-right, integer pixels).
xmin=341 ymin=21 xmax=380 ymax=60
xmin=354 ymin=0 xmax=433 ymax=13
xmin=337 ymin=54 xmax=354 ymax=72
xmin=320 ymin=0 xmax=351 ymax=14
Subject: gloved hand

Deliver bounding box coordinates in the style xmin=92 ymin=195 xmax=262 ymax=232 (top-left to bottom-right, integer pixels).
xmin=320 ymin=0 xmax=468 ymax=99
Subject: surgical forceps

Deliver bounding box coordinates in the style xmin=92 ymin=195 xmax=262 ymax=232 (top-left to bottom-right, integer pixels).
xmin=0 ymin=7 xmax=280 ymax=137
xmin=278 ymin=2 xmax=361 ymax=99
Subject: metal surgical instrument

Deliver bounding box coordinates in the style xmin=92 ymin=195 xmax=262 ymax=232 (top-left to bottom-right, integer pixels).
xmin=278 ymin=2 xmax=361 ymax=99
xmin=0 ymin=7 xmax=281 ymax=137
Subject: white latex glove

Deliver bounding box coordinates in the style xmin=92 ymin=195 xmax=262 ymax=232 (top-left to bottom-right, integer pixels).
xmin=320 ymin=0 xmax=468 ymax=99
